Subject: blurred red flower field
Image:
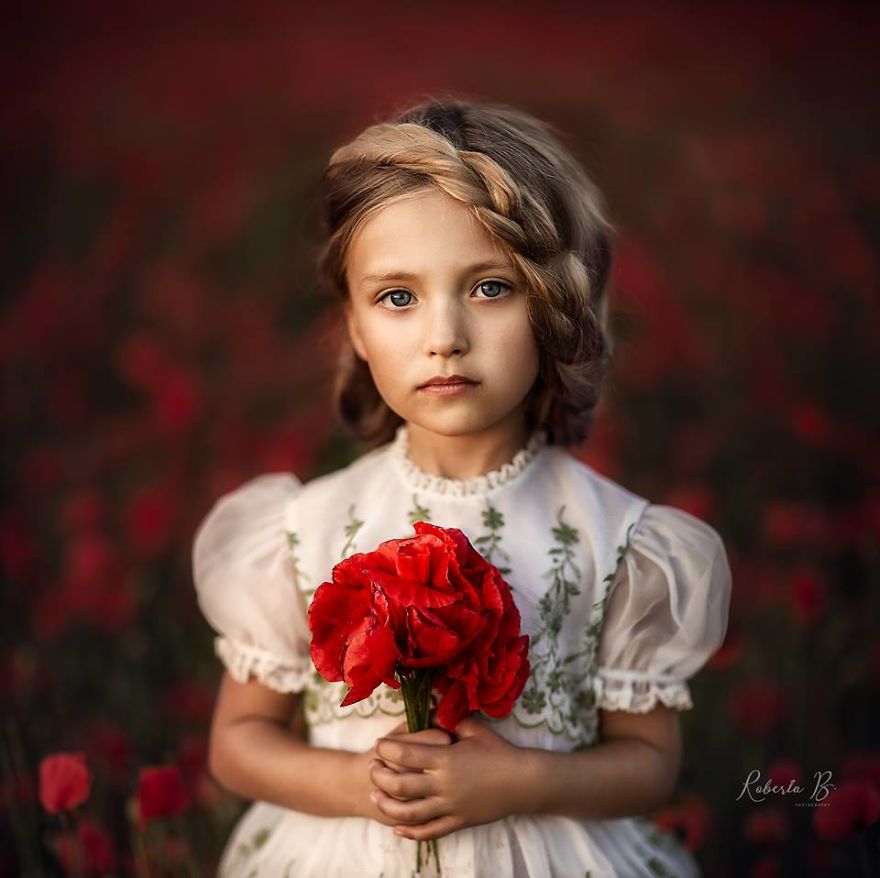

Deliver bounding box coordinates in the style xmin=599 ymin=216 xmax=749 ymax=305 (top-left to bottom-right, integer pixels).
xmin=1 ymin=2 xmax=878 ymax=875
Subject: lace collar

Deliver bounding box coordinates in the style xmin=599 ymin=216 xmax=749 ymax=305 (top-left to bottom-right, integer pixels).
xmin=389 ymin=423 xmax=548 ymax=497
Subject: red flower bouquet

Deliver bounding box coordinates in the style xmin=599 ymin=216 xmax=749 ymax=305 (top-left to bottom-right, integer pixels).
xmin=307 ymin=520 xmax=530 ymax=874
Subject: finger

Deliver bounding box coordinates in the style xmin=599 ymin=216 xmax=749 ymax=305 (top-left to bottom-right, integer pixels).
xmin=385 ymin=720 xmax=410 ymax=737
xmin=453 ymin=716 xmax=487 ymax=737
xmin=370 ymin=761 xmax=435 ymax=800
xmin=376 ymin=738 xmax=445 ymax=771
xmin=401 ymin=728 xmax=452 ymax=746
xmin=371 ymin=754 xmax=410 ymax=774
xmin=370 ymin=787 xmax=443 ymax=825
xmin=394 ymin=814 xmax=461 ymax=842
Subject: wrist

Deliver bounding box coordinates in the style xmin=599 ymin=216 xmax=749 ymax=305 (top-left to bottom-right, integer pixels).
xmin=513 ymin=746 xmax=549 ymax=816
xmin=344 ymin=749 xmax=370 ymax=818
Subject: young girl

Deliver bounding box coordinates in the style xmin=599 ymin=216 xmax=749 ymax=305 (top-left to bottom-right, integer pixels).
xmin=192 ymin=98 xmax=732 ymax=877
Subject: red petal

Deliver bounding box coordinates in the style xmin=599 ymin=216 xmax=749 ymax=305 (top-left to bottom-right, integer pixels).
xmin=435 ymin=680 xmax=470 ymax=731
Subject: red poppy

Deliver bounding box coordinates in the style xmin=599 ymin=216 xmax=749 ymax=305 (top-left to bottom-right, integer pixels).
xmin=137 ymin=765 xmax=190 ymax=823
xmin=39 ymin=752 xmax=91 ymax=813
xmin=812 ymin=779 xmax=880 ymax=843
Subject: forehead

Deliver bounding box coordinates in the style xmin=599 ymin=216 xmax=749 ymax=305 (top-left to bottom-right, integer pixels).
xmin=345 ymin=189 xmax=513 ymax=283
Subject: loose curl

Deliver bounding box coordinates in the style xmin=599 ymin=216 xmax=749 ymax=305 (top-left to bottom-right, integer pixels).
xmin=318 ymin=97 xmax=615 ymax=448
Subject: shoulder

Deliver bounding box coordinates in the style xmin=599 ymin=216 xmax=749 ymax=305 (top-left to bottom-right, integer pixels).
xmin=194 ymin=472 xmax=301 ymax=542
xmin=198 ymin=439 xmax=394 ymax=526
xmin=192 ymin=472 xmax=302 ymax=577
xmin=287 ymin=440 xmax=396 ymax=526
xmin=630 ymin=504 xmax=729 ymax=576
xmin=543 ymin=447 xmax=649 ymax=510
xmin=541 ymin=449 xmax=730 ymax=578
xmin=539 ymin=448 xmax=649 ymax=546
xmin=548 ymin=449 xmax=726 ymax=545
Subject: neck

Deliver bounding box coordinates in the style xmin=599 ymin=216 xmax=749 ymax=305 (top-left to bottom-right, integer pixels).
xmin=404 ymin=415 xmax=532 ymax=481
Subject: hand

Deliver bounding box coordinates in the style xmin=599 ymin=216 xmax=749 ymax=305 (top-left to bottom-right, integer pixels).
xmin=370 ymin=715 xmax=523 ymax=841
xmin=349 ymin=720 xmax=452 ymax=826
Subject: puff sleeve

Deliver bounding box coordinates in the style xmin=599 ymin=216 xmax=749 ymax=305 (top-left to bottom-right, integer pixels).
xmin=192 ymin=473 xmax=313 ymax=693
xmin=595 ymin=504 xmax=732 ymax=713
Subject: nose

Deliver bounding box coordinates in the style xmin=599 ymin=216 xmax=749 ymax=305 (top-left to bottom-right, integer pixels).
xmin=424 ymin=297 xmax=470 ymax=358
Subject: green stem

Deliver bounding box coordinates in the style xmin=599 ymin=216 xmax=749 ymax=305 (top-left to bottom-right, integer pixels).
xmin=397 ymin=666 xmax=443 ymax=876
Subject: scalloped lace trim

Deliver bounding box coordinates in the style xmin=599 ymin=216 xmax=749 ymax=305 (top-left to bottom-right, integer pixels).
xmin=595 ymin=670 xmax=693 ymax=713
xmin=390 ymin=423 xmax=548 ymax=496
xmin=215 ymin=637 xmax=313 ymax=694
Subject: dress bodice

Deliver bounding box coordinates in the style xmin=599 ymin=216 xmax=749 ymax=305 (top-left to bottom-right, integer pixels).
xmin=193 ymin=425 xmax=732 ymax=755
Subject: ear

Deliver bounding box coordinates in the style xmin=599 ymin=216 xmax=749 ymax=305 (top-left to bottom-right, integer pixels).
xmin=344 ymin=299 xmax=368 ymax=362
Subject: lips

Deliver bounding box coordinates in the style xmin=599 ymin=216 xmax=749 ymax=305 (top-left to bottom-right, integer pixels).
xmin=418 ymin=375 xmax=478 ymax=389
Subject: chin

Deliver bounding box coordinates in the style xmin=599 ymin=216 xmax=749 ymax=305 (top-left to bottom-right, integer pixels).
xmin=409 ymin=413 xmax=512 ymax=439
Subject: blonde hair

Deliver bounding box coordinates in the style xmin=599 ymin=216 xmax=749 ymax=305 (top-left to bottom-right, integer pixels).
xmin=318 ymin=97 xmax=615 ymax=448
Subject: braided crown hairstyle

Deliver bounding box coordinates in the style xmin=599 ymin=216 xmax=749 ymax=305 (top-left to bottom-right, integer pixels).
xmin=318 ymin=98 xmax=615 ymax=448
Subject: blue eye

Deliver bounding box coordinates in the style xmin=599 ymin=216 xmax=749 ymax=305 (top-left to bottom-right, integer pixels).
xmin=380 ymin=290 xmax=413 ymax=308
xmin=476 ymin=280 xmax=510 ymax=298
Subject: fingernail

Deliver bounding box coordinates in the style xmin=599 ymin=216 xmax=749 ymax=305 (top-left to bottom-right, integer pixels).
xmin=369 ymin=791 xmax=379 ymax=803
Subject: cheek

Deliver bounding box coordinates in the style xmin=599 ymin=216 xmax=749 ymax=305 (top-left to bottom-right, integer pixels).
xmin=358 ymin=326 xmax=408 ymax=379
xmin=502 ymin=316 xmax=540 ymax=377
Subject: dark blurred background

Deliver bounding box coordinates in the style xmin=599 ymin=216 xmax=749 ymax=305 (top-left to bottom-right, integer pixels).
xmin=2 ymin=2 xmax=878 ymax=875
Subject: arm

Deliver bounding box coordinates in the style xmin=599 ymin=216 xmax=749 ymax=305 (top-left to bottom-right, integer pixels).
xmin=521 ymin=704 xmax=681 ymax=818
xmin=207 ymin=671 xmax=451 ymax=822
xmin=369 ymin=704 xmax=681 ymax=841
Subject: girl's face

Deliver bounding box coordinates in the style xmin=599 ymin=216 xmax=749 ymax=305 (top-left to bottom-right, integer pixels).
xmin=344 ymin=188 xmax=540 ymax=443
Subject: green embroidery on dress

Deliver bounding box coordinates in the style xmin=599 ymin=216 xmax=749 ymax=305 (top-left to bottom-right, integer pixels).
xmin=645 ymin=857 xmax=677 ymax=878
xmin=407 ymin=494 xmax=432 ymax=525
xmin=304 ymin=678 xmax=406 ymax=726
xmin=340 ymin=503 xmax=364 ymax=558
xmin=230 ymin=825 xmax=274 ymax=874
xmin=643 ymin=819 xmax=688 ymax=860
xmin=285 ymin=529 xmax=307 ymax=581
xmin=516 ymin=506 xmax=583 ymax=732
xmin=251 ymin=828 xmax=271 ymax=849
xmin=485 ymin=511 xmax=641 ymax=747
xmin=583 ymin=520 xmax=639 ymax=665
xmin=473 ymin=499 xmax=512 ymax=576
xmin=625 ymin=818 xmax=684 ymax=877
xmin=520 ymin=686 xmax=547 ymax=714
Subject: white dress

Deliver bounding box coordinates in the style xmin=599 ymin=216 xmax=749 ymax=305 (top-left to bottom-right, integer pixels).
xmin=192 ymin=424 xmax=732 ymax=878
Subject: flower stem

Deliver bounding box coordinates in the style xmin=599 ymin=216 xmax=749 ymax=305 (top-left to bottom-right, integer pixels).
xmin=397 ymin=667 xmax=443 ymax=876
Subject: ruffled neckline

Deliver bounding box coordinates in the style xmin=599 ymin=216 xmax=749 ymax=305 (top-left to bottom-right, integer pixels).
xmin=389 ymin=423 xmax=548 ymax=497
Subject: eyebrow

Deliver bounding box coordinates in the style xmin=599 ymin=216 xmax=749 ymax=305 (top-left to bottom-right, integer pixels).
xmin=358 ymin=260 xmax=515 ymax=287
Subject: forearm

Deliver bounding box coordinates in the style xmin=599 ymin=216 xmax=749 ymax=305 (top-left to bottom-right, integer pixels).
xmin=518 ymin=737 xmax=677 ymax=820
xmin=210 ymin=717 xmax=360 ymax=817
